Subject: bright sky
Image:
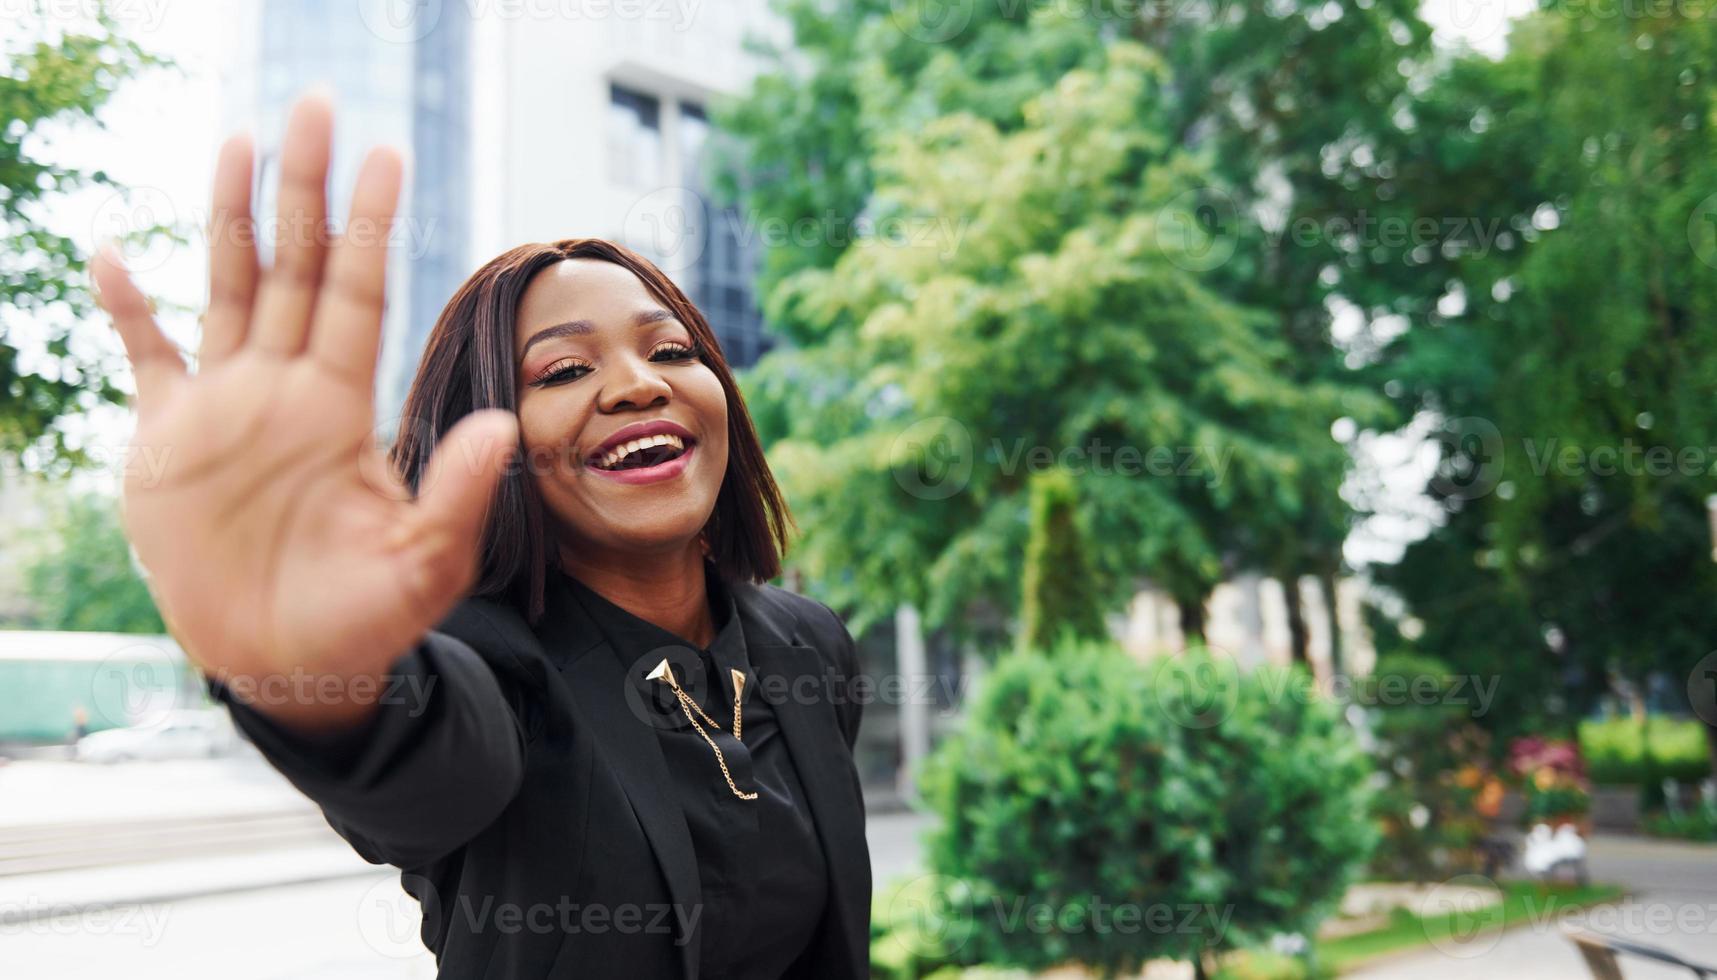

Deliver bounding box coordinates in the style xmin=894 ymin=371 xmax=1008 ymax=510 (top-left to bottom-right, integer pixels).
xmin=19 ymin=0 xmax=1533 ymax=562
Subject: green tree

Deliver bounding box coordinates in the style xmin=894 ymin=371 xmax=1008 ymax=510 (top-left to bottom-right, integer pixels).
xmin=718 ymin=0 xmax=1418 ymax=650
xmin=747 ymin=43 xmax=1343 ymax=647
xmin=2 ymin=12 xmax=166 ymax=462
xmin=13 ymin=490 xmax=165 ymax=633
xmin=1375 ymin=8 xmax=1717 ymax=772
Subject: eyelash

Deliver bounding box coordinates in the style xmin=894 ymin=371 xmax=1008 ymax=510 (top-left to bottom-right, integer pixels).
xmin=530 ymin=341 xmax=703 ymax=388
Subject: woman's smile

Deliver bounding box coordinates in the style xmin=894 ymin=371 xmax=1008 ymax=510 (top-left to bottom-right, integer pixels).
xmin=587 ymin=438 xmax=699 ymax=485
xmin=584 ymin=418 xmax=698 ymax=474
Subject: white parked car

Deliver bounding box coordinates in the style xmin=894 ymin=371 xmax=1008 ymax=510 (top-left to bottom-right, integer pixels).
xmin=75 ymin=710 xmax=236 ymax=763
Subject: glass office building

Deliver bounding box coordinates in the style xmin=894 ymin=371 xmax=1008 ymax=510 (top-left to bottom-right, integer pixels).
xmin=253 ymin=0 xmax=473 ymax=415
xmin=482 ymin=2 xmax=778 ymax=370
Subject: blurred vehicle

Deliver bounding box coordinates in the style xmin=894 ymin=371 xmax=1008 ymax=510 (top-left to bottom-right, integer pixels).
xmin=74 ymin=710 xmax=237 ymax=763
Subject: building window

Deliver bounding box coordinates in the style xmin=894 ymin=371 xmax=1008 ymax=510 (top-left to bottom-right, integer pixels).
xmin=608 ymin=84 xmax=662 ymax=188
xmin=677 ymin=100 xmax=769 ymax=368
xmin=678 ymin=100 xmax=710 ymax=182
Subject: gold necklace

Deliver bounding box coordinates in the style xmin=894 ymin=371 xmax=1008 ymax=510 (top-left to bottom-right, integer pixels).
xmin=646 ymin=659 xmax=758 ymax=801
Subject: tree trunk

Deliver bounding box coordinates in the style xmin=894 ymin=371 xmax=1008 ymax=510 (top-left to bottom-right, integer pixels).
xmin=1319 ymin=564 xmax=1344 ymax=676
xmin=1177 ymin=595 xmax=1207 ymax=646
xmin=895 ymin=604 xmax=930 ymax=803
xmin=1283 ymin=574 xmax=1310 ymax=668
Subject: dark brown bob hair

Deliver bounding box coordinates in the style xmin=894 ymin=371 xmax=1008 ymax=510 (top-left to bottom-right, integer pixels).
xmin=388 ymin=238 xmax=794 ymax=624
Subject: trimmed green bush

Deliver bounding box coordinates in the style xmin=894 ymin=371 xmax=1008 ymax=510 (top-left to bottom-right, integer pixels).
xmin=1579 ymin=716 xmax=1710 ymax=786
xmin=915 ymin=640 xmax=1375 ymax=979
xmin=1018 ymin=467 xmax=1108 ymax=654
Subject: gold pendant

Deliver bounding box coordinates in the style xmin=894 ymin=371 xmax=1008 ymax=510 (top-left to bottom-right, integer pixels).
xmin=647 ymin=659 xmax=757 ymax=801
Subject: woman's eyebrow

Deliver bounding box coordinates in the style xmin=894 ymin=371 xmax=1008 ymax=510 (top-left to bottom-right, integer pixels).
xmin=635 ymin=308 xmax=678 ymax=328
xmin=519 ymin=308 xmax=680 ymax=360
xmin=519 ymin=320 xmax=592 ymax=359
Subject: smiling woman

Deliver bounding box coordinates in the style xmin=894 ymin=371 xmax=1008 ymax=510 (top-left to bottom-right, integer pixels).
xmin=390 ymin=240 xmax=791 ymax=629
xmin=90 ymin=92 xmax=870 ymax=980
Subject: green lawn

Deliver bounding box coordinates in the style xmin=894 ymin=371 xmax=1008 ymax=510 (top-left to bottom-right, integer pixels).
xmin=1315 ymin=880 xmax=1625 ymax=975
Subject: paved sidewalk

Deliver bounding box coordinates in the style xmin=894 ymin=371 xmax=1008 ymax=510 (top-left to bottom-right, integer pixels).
xmin=0 ymin=843 xmax=374 ymax=927
xmin=1349 ymin=835 xmax=1717 ymax=979
xmin=0 ymin=755 xmax=934 ymax=924
xmin=0 ymin=755 xmax=307 ymax=827
xmin=0 ymin=810 xmax=934 ymax=979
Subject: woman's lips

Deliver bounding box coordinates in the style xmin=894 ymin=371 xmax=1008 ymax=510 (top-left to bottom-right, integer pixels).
xmin=584 ymin=442 xmax=696 ymax=486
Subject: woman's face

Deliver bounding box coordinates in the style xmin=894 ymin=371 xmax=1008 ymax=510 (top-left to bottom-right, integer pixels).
xmin=513 ymin=259 xmax=729 ymax=562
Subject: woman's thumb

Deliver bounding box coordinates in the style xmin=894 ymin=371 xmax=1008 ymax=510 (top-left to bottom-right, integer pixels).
xmin=398 ymin=409 xmax=519 ymax=600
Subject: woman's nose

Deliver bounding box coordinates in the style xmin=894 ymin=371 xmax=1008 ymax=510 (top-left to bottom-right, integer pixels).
xmin=597 ymin=355 xmax=672 ymax=412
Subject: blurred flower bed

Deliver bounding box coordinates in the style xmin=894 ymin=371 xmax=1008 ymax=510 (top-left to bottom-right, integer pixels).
xmin=1508 ymin=737 xmax=1591 ymax=829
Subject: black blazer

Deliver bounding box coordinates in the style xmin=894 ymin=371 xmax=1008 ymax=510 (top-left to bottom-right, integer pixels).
xmin=216 ymin=572 xmax=872 ymax=980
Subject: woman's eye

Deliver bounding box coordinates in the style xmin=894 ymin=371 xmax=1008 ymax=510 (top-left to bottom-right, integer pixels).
xmin=533 ymin=361 xmax=590 ymax=386
xmin=650 ymin=342 xmax=700 ymax=362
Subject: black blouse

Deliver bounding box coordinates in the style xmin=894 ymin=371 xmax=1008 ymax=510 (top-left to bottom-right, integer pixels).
xmin=558 ymin=566 xmax=830 ymax=980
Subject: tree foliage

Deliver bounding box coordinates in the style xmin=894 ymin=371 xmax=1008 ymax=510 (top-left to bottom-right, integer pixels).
xmin=734 ymin=35 xmax=1361 ymax=644
xmin=1374 ymin=7 xmax=1717 ymax=745
xmin=717 ymin=0 xmax=1426 ymax=647
xmin=10 ymin=489 xmax=165 ymax=633
xmin=1 ymin=13 xmax=166 ymax=462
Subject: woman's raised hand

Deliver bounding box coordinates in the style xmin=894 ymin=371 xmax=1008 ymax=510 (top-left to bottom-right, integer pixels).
xmin=92 ymin=93 xmax=518 ymax=731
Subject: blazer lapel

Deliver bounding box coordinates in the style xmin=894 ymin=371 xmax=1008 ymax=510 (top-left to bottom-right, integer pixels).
xmin=735 ymin=585 xmax=872 ymax=978
xmin=539 ymin=574 xmax=705 ymax=980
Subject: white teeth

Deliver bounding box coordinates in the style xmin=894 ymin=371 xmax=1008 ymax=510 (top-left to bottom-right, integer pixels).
xmin=596 ymin=433 xmax=686 ymax=470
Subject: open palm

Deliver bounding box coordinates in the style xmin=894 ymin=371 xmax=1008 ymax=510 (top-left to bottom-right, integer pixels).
xmin=93 ymin=94 xmax=517 ymax=731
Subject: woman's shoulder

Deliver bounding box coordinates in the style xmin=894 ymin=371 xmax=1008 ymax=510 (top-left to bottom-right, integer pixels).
xmin=740 ymin=582 xmax=864 ymax=749
xmin=736 ymin=580 xmax=858 ymax=669
xmin=431 ymin=592 xmax=547 ymax=685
